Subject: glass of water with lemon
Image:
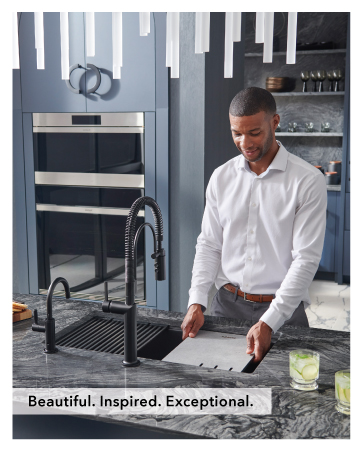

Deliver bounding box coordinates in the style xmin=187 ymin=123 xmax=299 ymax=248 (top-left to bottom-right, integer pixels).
xmin=289 ymin=349 xmax=320 ymax=391
xmin=335 ymin=370 xmax=350 ymax=415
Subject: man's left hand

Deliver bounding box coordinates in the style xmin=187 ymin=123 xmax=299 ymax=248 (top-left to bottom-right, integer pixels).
xmin=246 ymin=320 xmax=272 ymax=361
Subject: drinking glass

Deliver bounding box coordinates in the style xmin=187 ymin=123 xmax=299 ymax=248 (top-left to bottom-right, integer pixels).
xmin=333 ymin=69 xmax=342 ymax=91
xmin=310 ymin=71 xmax=318 ymax=92
xmin=335 ymin=370 xmax=350 ymax=415
xmin=288 ymin=122 xmax=297 ymax=132
xmin=300 ymin=71 xmax=310 ymax=92
xmin=290 ymin=350 xmax=320 ymax=391
xmin=321 ymin=122 xmax=330 ymax=132
xmin=317 ymin=70 xmax=326 ymax=92
xmin=305 ymin=122 xmax=314 ymax=132
xmin=327 ymin=70 xmax=335 ymax=91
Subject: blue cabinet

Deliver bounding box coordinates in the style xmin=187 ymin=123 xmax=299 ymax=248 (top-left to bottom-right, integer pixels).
xmin=19 ymin=12 xmax=87 ymax=112
xmin=18 ymin=13 xmax=156 ymax=113
xmin=318 ymin=191 xmax=340 ymax=273
xmin=343 ymin=231 xmax=350 ymax=277
xmin=318 ymin=190 xmax=349 ymax=280
xmin=85 ymin=13 xmax=156 ymax=112
xmin=344 ymin=193 xmax=350 ymax=231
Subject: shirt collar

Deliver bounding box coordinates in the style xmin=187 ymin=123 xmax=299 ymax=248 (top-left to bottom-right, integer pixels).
xmin=237 ymin=141 xmax=288 ymax=173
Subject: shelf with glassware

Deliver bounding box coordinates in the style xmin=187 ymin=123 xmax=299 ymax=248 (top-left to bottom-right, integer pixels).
xmin=275 ymin=132 xmax=343 ymax=137
xmin=272 ymin=92 xmax=344 ymax=96
xmin=244 ymin=49 xmax=347 ymax=57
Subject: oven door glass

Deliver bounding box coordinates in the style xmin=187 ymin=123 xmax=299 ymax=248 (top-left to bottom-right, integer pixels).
xmin=33 ymin=130 xmax=144 ymax=175
xmin=36 ymin=186 xmax=145 ymax=303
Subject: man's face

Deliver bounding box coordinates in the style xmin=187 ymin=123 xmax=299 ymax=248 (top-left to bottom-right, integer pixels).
xmin=229 ymin=111 xmax=279 ymax=163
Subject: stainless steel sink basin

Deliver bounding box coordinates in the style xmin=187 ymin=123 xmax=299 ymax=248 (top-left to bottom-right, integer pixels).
xmin=55 ymin=314 xmax=271 ymax=373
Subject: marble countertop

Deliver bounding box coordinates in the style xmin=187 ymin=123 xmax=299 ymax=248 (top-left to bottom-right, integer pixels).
xmin=326 ymin=185 xmax=341 ymax=192
xmin=13 ymin=293 xmax=350 ymax=439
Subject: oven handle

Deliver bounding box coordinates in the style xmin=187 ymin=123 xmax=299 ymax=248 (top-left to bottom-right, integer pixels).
xmin=34 ymin=172 xmax=144 ymax=188
xmin=32 ymin=126 xmax=144 ymax=133
xmin=36 ymin=204 xmax=145 ymax=217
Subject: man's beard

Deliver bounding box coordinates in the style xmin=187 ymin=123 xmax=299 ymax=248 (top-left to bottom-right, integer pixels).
xmin=240 ymin=127 xmax=274 ymax=163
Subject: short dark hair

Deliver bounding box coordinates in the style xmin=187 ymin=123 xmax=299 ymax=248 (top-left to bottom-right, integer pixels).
xmin=229 ymin=87 xmax=277 ymax=117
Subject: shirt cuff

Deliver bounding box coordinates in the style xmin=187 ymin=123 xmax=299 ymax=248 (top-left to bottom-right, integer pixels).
xmin=187 ymin=289 xmax=208 ymax=313
xmin=259 ymin=303 xmax=287 ymax=333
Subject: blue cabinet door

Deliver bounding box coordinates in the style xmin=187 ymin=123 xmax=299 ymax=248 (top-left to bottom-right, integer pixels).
xmin=344 ymin=193 xmax=350 ymax=231
xmin=318 ymin=191 xmax=338 ymax=273
xmin=19 ymin=12 xmax=87 ymax=112
xmin=343 ymin=231 xmax=350 ymax=277
xmin=85 ymin=13 xmax=156 ymax=112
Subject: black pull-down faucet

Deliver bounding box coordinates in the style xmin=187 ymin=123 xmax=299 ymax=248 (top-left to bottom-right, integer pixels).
xmin=32 ymin=277 xmax=71 ymax=353
xmin=102 ymin=196 xmax=166 ymax=367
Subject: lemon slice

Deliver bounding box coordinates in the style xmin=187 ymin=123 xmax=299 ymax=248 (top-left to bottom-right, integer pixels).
xmin=301 ymin=364 xmax=318 ymax=380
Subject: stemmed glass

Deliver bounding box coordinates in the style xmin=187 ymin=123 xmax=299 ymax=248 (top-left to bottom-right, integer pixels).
xmin=333 ymin=69 xmax=342 ymax=91
xmin=310 ymin=71 xmax=318 ymax=92
xmin=300 ymin=71 xmax=310 ymax=92
xmin=317 ymin=70 xmax=326 ymax=92
xmin=327 ymin=71 xmax=335 ymax=92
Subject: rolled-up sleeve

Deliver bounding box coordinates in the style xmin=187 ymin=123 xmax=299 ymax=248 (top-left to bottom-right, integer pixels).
xmin=187 ymin=171 xmax=223 ymax=311
xmin=260 ymin=173 xmax=327 ymax=332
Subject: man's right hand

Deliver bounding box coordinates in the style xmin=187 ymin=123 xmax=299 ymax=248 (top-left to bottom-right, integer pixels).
xmin=180 ymin=304 xmax=204 ymax=340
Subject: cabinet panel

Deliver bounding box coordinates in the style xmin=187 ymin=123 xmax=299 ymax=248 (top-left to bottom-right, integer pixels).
xmin=85 ymin=13 xmax=156 ymax=112
xmin=318 ymin=191 xmax=337 ymax=273
xmin=346 ymin=147 xmax=350 ymax=193
xmin=344 ymin=193 xmax=350 ymax=231
xmin=343 ymin=231 xmax=350 ymax=277
xmin=19 ymin=12 xmax=86 ymax=112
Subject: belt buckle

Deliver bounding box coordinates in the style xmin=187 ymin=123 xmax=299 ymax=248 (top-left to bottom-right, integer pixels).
xmin=243 ymin=291 xmax=249 ymax=302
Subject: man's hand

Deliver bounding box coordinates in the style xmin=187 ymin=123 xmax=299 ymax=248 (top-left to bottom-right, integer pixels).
xmin=246 ymin=320 xmax=272 ymax=361
xmin=180 ymin=304 xmax=204 ymax=340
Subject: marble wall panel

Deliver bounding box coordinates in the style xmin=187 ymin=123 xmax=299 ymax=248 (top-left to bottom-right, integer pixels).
xmin=279 ymin=137 xmax=343 ymax=170
xmin=244 ymin=12 xmax=348 ymax=54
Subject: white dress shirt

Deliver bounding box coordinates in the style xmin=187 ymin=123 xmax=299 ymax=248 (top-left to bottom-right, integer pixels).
xmin=188 ymin=141 xmax=327 ymax=333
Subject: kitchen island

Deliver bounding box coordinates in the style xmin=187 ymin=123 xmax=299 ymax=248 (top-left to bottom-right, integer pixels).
xmin=13 ymin=293 xmax=350 ymax=439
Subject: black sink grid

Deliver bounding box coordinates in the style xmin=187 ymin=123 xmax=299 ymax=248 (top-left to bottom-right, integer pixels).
xmin=55 ymin=315 xmax=180 ymax=358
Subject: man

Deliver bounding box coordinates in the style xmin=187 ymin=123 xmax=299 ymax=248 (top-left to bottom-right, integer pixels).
xmin=181 ymin=87 xmax=327 ymax=361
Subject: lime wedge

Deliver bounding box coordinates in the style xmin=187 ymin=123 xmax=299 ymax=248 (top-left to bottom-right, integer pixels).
xmin=301 ymin=364 xmax=318 ymax=380
xmin=338 ymin=386 xmax=348 ymax=402
xmin=296 ymin=354 xmax=310 ymax=359
xmin=344 ymin=388 xmax=350 ymax=403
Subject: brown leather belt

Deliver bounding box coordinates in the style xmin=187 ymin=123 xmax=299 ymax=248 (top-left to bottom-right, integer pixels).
xmin=224 ymin=284 xmax=275 ymax=303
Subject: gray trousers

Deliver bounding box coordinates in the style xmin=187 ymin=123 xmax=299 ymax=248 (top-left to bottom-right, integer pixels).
xmin=211 ymin=286 xmax=309 ymax=328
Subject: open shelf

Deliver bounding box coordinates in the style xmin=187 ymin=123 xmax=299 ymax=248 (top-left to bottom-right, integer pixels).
xmin=245 ymin=49 xmax=347 ymax=57
xmin=272 ymin=92 xmax=344 ymax=96
xmin=276 ymin=132 xmax=343 ymax=137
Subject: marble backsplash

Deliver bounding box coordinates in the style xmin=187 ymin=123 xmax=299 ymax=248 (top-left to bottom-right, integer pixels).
xmin=279 ymin=137 xmax=343 ymax=172
xmin=243 ymin=12 xmax=348 ymax=54
xmin=242 ymin=12 xmax=348 ymax=173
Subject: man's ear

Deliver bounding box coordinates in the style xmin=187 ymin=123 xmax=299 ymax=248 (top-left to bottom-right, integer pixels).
xmin=272 ymin=113 xmax=280 ymax=130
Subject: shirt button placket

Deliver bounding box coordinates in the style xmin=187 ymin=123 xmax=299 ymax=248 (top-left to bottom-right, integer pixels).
xmin=243 ymin=178 xmax=258 ymax=291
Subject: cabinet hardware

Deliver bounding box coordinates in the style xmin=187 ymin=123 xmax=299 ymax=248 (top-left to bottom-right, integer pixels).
xmin=86 ymin=63 xmax=101 ymax=94
xmin=65 ymin=63 xmax=83 ymax=94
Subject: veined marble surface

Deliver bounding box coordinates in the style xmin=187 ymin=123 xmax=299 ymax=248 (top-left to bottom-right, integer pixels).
xmin=306 ymin=280 xmax=350 ymax=332
xmin=13 ymin=293 xmax=350 ymax=439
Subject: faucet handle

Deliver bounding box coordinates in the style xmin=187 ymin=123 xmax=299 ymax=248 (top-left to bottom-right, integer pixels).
xmin=32 ymin=309 xmax=45 ymax=333
xmin=151 ymin=248 xmax=166 ymax=281
xmin=104 ymin=281 xmax=109 ymax=301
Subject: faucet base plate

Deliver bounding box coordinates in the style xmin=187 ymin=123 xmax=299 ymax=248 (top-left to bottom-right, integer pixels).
xmin=44 ymin=347 xmax=58 ymax=354
xmin=122 ymin=359 xmax=141 ymax=367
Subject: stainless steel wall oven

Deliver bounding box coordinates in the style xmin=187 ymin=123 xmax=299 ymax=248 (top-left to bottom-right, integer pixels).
xmin=33 ymin=113 xmax=146 ymax=303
